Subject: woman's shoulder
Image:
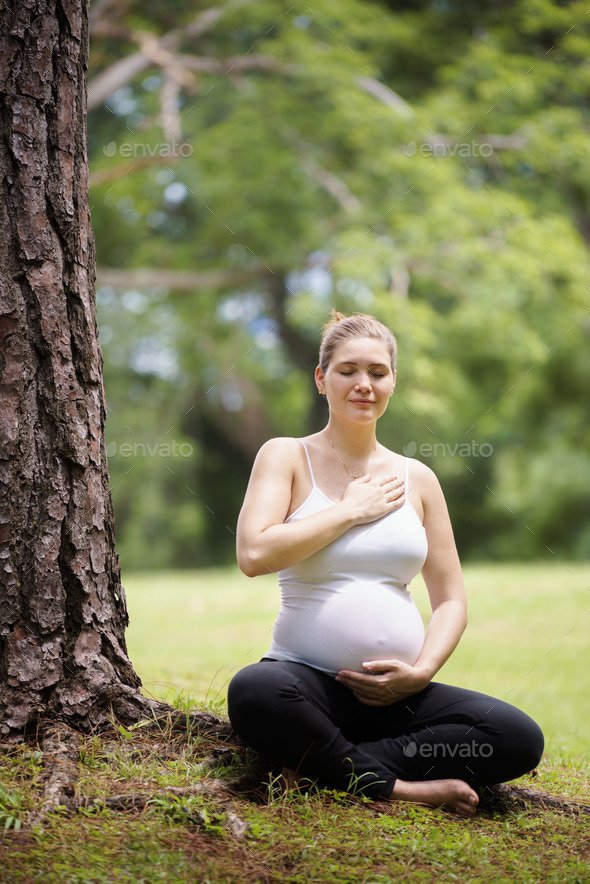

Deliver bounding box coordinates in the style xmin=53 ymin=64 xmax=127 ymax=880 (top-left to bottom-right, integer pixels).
xmin=402 ymin=456 xmax=446 ymax=508
xmin=403 ymin=455 xmax=435 ymax=476
xmin=257 ymin=436 xmax=304 ymax=453
xmin=249 ymin=438 xmax=306 ymax=486
xmin=258 ymin=433 xmax=325 ymax=453
xmin=395 ymin=452 xmax=443 ymax=490
xmin=254 ymin=436 xmax=307 ymax=466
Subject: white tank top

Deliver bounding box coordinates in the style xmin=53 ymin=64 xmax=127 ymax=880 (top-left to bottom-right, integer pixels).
xmin=267 ymin=441 xmax=429 ymax=675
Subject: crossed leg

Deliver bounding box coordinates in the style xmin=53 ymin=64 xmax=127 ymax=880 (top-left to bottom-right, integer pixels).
xmin=228 ymin=659 xmax=544 ymax=816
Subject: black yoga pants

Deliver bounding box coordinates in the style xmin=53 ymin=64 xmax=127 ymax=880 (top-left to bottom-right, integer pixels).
xmin=227 ymin=658 xmax=544 ymax=800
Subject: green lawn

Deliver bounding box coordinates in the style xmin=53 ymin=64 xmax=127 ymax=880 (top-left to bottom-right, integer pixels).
xmin=124 ymin=561 xmax=590 ymax=762
xmin=2 ymin=562 xmax=588 ymax=883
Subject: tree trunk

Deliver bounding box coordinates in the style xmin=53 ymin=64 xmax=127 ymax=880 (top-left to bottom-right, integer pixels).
xmin=0 ymin=0 xmax=144 ymax=736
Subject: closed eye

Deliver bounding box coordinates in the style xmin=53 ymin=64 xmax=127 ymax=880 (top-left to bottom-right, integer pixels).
xmin=339 ymin=371 xmax=387 ymax=377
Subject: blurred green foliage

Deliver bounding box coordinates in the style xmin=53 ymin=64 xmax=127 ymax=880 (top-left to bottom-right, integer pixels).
xmin=88 ymin=0 xmax=590 ymax=569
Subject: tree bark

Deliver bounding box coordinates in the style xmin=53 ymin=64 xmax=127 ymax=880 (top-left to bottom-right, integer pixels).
xmin=0 ymin=0 xmax=144 ymax=736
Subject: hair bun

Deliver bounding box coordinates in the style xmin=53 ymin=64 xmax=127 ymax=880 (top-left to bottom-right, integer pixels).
xmin=321 ymin=309 xmax=348 ymax=337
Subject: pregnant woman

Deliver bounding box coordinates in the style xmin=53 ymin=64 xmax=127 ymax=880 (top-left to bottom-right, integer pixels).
xmin=228 ymin=311 xmax=543 ymax=817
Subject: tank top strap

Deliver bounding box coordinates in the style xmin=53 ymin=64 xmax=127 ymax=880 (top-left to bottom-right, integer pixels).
xmin=404 ymin=455 xmax=410 ymax=490
xmin=298 ymin=439 xmax=318 ymax=488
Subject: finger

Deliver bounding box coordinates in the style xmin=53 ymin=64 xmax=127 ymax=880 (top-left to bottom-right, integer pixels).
xmin=338 ymin=668 xmax=379 ymax=680
xmin=363 ymin=660 xmax=402 ymax=673
xmin=389 ymin=483 xmax=405 ymax=499
xmin=382 ymin=481 xmax=405 ymax=499
xmin=363 ymin=661 xmax=396 ymax=672
xmin=380 ymin=475 xmax=401 ymax=488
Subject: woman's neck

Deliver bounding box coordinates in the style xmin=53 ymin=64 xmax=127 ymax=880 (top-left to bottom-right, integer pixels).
xmin=322 ymin=419 xmax=377 ymax=459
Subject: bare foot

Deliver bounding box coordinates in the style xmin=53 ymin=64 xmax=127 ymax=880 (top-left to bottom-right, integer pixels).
xmin=391 ymin=778 xmax=479 ymax=817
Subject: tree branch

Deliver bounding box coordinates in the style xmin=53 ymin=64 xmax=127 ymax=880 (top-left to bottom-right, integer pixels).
xmin=280 ymin=127 xmax=362 ymax=213
xmin=96 ymin=266 xmax=274 ymax=291
xmin=88 ymin=6 xmax=224 ymax=110
xmin=88 ymin=1 xmax=266 ymax=111
xmin=135 ymin=32 xmax=198 ymax=93
xmin=88 ymin=51 xmax=156 ymax=111
xmin=159 ymin=73 xmax=184 ymax=143
xmin=357 ymin=77 xmax=527 ymax=150
xmin=298 ymin=155 xmax=362 ymax=213
xmin=356 ymin=76 xmax=414 ymax=117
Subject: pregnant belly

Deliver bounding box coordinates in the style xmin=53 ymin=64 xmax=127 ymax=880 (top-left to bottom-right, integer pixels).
xmin=272 ymin=583 xmax=425 ymax=674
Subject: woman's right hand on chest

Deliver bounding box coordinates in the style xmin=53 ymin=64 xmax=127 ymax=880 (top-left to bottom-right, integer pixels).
xmin=237 ymin=439 xmax=404 ymax=576
xmin=341 ymin=474 xmax=405 ymax=526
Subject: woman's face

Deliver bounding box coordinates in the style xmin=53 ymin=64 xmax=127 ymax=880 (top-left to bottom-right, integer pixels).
xmin=315 ymin=336 xmax=396 ymax=424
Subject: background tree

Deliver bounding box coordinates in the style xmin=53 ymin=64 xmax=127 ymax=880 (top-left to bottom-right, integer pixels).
xmin=86 ymin=0 xmax=590 ymax=570
xmin=0 ymin=0 xmax=147 ymax=736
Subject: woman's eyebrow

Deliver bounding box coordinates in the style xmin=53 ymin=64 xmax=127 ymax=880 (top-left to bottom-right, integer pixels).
xmin=335 ymin=361 xmax=389 ymax=369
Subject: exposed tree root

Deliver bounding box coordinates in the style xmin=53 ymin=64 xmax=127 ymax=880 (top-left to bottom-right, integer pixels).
xmin=17 ymin=710 xmax=261 ymax=833
xmin=27 ymin=723 xmax=82 ymax=829
xmin=65 ymin=780 xmax=229 ymax=812
xmin=61 ymin=780 xmax=252 ymax=838
xmin=99 ymin=688 xmax=234 ymax=740
xmin=134 ymin=698 xmax=235 ymax=740
xmin=482 ymin=782 xmax=590 ymax=816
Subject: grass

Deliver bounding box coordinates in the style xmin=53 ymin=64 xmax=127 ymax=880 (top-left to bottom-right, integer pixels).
xmin=0 ymin=715 xmax=588 ymax=884
xmin=123 ymin=561 xmax=590 ymax=760
xmin=1 ymin=562 xmax=589 ymax=883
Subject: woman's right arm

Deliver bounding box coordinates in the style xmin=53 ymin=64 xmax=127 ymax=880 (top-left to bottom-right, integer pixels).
xmin=236 ymin=438 xmax=402 ymax=577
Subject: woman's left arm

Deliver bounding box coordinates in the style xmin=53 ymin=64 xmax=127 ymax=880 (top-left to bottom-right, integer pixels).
xmin=408 ymin=459 xmax=468 ymax=681
xmin=336 ymin=461 xmax=468 ymax=706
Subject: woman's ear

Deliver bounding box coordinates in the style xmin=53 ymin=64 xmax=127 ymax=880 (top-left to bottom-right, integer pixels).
xmin=315 ymin=364 xmax=326 ymax=395
xmin=389 ymin=368 xmax=397 ymax=396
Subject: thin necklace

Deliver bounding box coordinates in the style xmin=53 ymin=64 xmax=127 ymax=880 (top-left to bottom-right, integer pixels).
xmin=327 ymin=435 xmax=377 ymax=479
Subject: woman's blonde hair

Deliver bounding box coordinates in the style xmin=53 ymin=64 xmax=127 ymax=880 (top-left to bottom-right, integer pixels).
xmin=318 ymin=310 xmax=397 ymax=373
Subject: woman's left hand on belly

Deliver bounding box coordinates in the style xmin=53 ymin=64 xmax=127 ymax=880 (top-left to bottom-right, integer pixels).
xmin=335 ymin=659 xmax=431 ymax=706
